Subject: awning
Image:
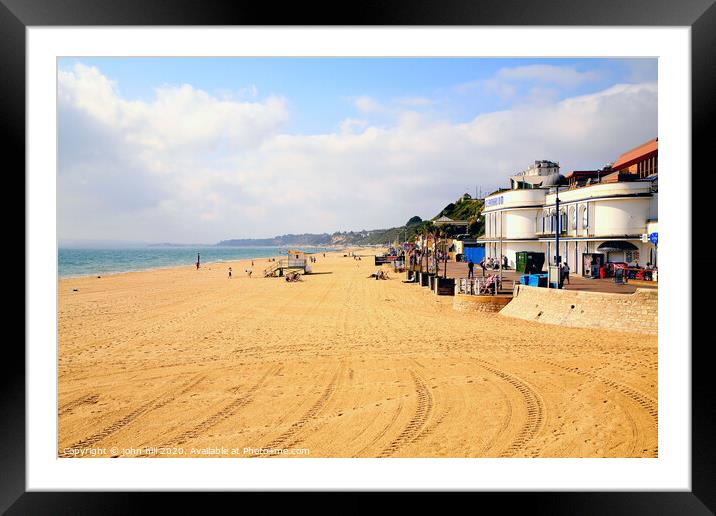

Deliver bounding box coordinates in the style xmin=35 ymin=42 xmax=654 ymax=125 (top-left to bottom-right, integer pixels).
xmin=597 ymin=241 xmax=639 ymax=252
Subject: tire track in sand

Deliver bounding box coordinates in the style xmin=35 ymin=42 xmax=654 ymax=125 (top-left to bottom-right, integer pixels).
xmin=58 ymin=394 xmax=100 ymax=417
xmin=60 ymin=373 xmax=206 ymax=456
xmin=255 ymin=361 xmax=345 ymax=455
xmin=539 ymin=359 xmax=657 ymax=423
xmin=164 ymin=364 xmax=281 ymax=448
xmin=352 ymin=398 xmax=405 ymax=457
xmin=474 ymin=360 xmax=545 ymax=458
xmin=256 ymin=279 xmax=350 ymax=455
xmin=349 ymin=360 xmax=406 ymax=458
xmin=539 ymin=359 xmax=657 ymax=457
xmin=476 ymin=374 xmax=513 ymax=456
xmin=378 ymin=369 xmax=434 ymax=457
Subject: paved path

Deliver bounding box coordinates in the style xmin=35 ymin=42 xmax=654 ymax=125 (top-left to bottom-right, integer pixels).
xmin=439 ymin=261 xmax=657 ymax=295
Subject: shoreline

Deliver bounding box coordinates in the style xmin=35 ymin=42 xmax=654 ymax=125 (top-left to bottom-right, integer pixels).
xmin=57 ymin=247 xmax=356 ymax=281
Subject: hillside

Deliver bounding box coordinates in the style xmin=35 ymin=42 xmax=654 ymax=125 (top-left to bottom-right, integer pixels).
xmin=217 ymin=220 xmax=424 ymax=247
xmin=217 ymin=194 xmax=486 ymax=247
xmin=218 ymin=233 xmax=331 ymax=247
xmin=432 ymin=193 xmax=485 ymax=237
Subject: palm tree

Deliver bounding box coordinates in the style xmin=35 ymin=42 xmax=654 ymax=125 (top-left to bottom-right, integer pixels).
xmin=417 ymin=221 xmax=434 ymax=273
xmin=436 ymin=226 xmax=450 ymax=279
xmin=415 ymin=224 xmax=425 ymax=272
xmin=423 ymin=221 xmax=437 ymax=274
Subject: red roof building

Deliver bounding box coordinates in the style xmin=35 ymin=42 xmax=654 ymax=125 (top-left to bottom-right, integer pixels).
xmin=611 ymin=137 xmax=658 ymax=178
xmin=564 ymin=170 xmax=603 ymax=189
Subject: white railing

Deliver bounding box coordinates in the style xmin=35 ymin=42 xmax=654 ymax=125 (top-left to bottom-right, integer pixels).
xmin=457 ymin=277 xmax=515 ymax=295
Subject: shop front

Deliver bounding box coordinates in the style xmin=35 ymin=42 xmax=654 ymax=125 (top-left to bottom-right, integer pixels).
xmin=597 ymin=240 xmax=640 ymax=265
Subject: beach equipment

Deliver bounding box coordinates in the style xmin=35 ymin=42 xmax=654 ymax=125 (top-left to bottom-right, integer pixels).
xmin=285 ymin=270 xmax=302 ymax=282
xmin=263 ymin=250 xmax=310 ymax=277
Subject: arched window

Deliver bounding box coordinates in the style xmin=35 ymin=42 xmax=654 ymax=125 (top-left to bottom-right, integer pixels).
xmin=559 ymin=210 xmax=567 ymax=232
xmin=570 ymin=206 xmax=577 ymax=230
xmin=581 ymin=204 xmax=589 ymax=229
xmin=542 ymin=210 xmax=549 ymax=233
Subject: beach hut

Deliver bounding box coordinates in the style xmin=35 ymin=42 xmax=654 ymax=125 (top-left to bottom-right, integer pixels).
xmin=287 ymin=249 xmax=307 ymax=268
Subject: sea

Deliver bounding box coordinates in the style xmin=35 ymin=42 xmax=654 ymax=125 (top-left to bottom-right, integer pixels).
xmin=58 ymin=246 xmax=340 ymax=279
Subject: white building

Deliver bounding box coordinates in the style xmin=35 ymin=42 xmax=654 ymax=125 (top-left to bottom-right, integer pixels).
xmin=482 ymin=188 xmax=548 ymax=268
xmin=509 ymin=160 xmax=560 ymax=190
xmin=480 ymin=140 xmax=659 ymax=274
xmin=538 ymin=180 xmax=658 ymax=274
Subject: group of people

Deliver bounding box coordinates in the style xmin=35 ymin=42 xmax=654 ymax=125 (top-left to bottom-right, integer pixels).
xmin=285 ymin=270 xmax=302 ymax=282
xmin=466 ymin=256 xmax=508 ymax=279
xmin=483 ymin=256 xmax=508 ymax=270
xmin=227 ymin=266 xmax=252 ymax=278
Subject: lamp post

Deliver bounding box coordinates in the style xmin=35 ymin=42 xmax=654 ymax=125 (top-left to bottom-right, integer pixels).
xmin=498 ymin=210 xmax=503 ymax=289
xmin=554 ymin=185 xmax=561 ymax=288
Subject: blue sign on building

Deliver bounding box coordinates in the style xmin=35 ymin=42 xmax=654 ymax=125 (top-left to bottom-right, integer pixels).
xmin=649 ymin=232 xmax=658 ymax=245
xmin=485 ymin=195 xmax=504 ymax=207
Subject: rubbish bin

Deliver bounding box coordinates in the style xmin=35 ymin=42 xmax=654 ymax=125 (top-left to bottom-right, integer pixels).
xmin=599 ymin=266 xmax=606 ymax=279
xmin=614 ymin=269 xmax=624 ymax=284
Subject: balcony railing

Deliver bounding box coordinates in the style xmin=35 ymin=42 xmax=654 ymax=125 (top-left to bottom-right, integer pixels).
xmin=535 ymin=229 xmax=567 ymax=237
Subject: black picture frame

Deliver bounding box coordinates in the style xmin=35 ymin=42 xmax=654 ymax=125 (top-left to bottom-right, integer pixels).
xmin=4 ymin=0 xmax=713 ymax=512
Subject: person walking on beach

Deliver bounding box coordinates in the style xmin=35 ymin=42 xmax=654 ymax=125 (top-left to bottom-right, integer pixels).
xmin=479 ymin=258 xmax=487 ymax=277
xmin=228 ymin=267 xmax=232 ymax=279
xmin=467 ymin=258 xmax=474 ymax=279
xmin=561 ymin=263 xmax=570 ymax=285
xmin=246 ymin=268 xmax=253 ymax=278
xmin=196 ymin=253 xmax=200 ymax=270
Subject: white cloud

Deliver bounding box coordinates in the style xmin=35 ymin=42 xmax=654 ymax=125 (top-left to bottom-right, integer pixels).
xmin=353 ymin=95 xmax=381 ymax=113
xmin=58 ymin=63 xmax=657 ymax=244
xmin=397 ymin=96 xmax=434 ymax=106
xmin=59 ymin=64 xmax=288 ymax=155
xmin=339 ymin=118 xmax=369 ymax=134
xmin=497 ymin=64 xmax=599 ymax=86
xmin=456 ymin=64 xmax=600 ymax=100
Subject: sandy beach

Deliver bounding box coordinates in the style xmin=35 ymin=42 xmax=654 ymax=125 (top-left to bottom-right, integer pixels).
xmin=58 ymin=249 xmax=657 ymax=458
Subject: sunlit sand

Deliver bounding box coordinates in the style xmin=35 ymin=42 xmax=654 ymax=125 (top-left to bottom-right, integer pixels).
xmin=58 ymin=249 xmax=657 ymax=458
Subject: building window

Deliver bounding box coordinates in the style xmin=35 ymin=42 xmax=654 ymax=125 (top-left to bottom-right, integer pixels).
xmin=570 ymin=206 xmax=577 ymax=230
xmin=581 ymin=204 xmax=588 ymax=229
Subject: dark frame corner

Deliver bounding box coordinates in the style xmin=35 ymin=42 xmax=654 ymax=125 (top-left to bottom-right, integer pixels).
xmin=5 ymin=0 xmax=714 ymax=513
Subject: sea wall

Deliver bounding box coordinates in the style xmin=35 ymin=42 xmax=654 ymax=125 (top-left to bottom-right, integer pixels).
xmin=453 ymin=294 xmax=513 ymax=313
xmin=498 ymin=285 xmax=657 ymax=334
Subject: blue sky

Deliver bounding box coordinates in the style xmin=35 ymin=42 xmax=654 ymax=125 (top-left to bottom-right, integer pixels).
xmin=59 ymin=57 xmax=656 ymax=134
xmin=57 ymin=57 xmax=657 ymax=243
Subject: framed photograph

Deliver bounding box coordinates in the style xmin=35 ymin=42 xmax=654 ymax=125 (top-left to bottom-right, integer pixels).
xmin=6 ymin=0 xmax=713 ymax=511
